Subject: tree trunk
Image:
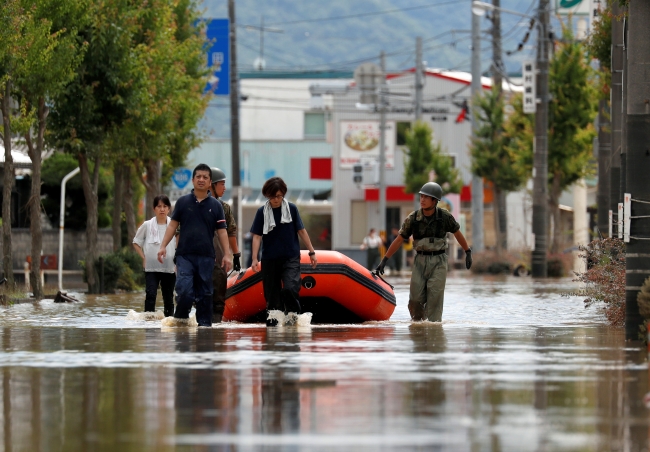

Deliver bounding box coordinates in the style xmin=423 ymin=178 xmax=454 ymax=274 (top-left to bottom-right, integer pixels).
xmin=498 ymin=190 xmax=507 ymax=251
xmin=548 ymin=175 xmax=562 ymax=254
xmin=25 ymin=98 xmax=47 ymax=299
xmin=1 ymin=83 xmax=15 ymax=288
xmin=144 ymin=159 xmax=162 ymax=214
xmin=111 ymin=164 xmax=124 ymax=251
xmin=123 ymin=166 xmax=137 ymax=244
xmin=79 ymin=153 xmax=100 ymax=294
xmin=493 ymin=187 xmax=503 ymax=253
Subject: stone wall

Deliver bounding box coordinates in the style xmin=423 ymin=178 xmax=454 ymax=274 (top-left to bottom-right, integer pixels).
xmin=0 ymin=229 xmax=114 ymax=270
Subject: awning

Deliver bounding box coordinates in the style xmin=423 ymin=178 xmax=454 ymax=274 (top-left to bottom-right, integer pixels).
xmin=0 ymin=147 xmax=32 ymax=169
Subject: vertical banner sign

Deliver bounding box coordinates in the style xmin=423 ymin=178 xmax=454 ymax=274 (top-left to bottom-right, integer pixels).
xmin=618 ymin=202 xmax=623 ymax=239
xmin=205 ymin=19 xmax=230 ymax=95
xmin=623 ymin=193 xmax=631 ymax=243
xmin=522 ymin=60 xmax=536 ymax=114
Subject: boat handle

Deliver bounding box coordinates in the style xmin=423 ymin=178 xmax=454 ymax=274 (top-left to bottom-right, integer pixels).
xmin=372 ymin=271 xmax=394 ymax=290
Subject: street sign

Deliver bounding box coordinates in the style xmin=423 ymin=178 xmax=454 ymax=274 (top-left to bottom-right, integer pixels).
xmin=556 ymin=0 xmax=591 ymax=16
xmin=205 ymin=19 xmax=230 ymax=96
xmin=522 ymin=60 xmax=536 ymax=114
xmin=172 ymin=168 xmax=192 ymax=189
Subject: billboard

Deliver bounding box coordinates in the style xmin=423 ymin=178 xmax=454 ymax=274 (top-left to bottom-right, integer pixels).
xmin=339 ymin=121 xmax=395 ymax=169
xmin=205 ymin=19 xmax=230 ymax=95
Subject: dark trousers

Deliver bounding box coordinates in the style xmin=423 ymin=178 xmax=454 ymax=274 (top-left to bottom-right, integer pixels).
xmin=261 ymin=256 xmax=301 ymax=314
xmin=144 ymin=272 xmax=176 ymax=317
xmin=367 ymin=247 xmax=380 ymax=270
xmin=212 ymin=264 xmax=227 ymax=322
xmin=174 ymin=254 xmax=215 ymax=326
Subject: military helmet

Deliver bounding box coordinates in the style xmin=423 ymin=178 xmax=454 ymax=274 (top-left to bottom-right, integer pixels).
xmin=210 ymin=167 xmax=226 ymax=183
xmin=419 ymin=182 xmax=443 ymax=200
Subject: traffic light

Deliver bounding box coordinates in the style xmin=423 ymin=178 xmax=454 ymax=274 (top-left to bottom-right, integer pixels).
xmin=353 ymin=163 xmax=363 ymax=185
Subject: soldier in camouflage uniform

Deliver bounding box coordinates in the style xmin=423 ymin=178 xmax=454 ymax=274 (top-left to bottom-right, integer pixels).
xmin=210 ymin=167 xmax=241 ymax=323
xmin=376 ymin=182 xmax=473 ymax=322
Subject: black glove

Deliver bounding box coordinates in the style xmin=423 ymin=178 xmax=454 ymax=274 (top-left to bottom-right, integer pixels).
xmin=375 ymin=257 xmax=389 ymax=275
xmin=233 ymin=253 xmax=241 ymax=272
xmin=465 ymin=248 xmax=473 ymax=270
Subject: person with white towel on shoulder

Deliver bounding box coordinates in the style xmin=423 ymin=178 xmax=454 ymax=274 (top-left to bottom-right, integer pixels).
xmin=250 ymin=177 xmax=317 ymax=327
xmin=133 ymin=194 xmax=177 ymax=317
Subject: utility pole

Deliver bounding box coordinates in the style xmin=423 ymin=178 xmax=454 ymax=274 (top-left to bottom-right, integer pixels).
xmin=596 ymin=101 xmax=611 ymax=237
xmin=415 ymin=37 xmax=423 ymax=121
xmin=378 ymin=51 xmax=387 ymax=237
xmin=531 ymin=0 xmax=550 ymax=278
xmin=471 ymin=6 xmax=484 ymax=252
xmin=610 ymin=1 xmax=624 ymax=219
xmin=228 ymin=0 xmax=241 ymax=226
xmin=624 ymin=0 xmax=650 ymax=340
xmin=245 ymin=16 xmax=283 ymax=71
xmin=491 ymin=0 xmax=507 ymax=252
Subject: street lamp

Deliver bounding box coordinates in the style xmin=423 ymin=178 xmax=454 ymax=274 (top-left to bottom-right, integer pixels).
xmin=472 ymin=0 xmax=550 ymax=278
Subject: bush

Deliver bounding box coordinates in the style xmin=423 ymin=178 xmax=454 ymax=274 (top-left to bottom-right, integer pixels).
xmin=573 ymin=238 xmax=625 ymax=327
xmin=80 ymin=247 xmax=144 ymax=293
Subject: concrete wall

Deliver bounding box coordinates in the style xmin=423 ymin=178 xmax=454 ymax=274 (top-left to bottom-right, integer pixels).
xmin=0 ymin=229 xmax=114 ymax=270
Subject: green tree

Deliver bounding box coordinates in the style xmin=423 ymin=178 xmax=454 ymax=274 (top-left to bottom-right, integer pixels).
xmin=547 ymin=27 xmax=597 ymax=252
xmin=0 ymin=0 xmax=32 ymax=288
xmin=48 ymin=0 xmax=141 ymax=293
xmin=120 ymin=0 xmax=209 ymax=212
xmin=1 ymin=0 xmax=87 ymax=298
xmin=403 ymin=121 xmax=463 ymax=196
xmin=506 ymin=26 xmax=597 ymax=253
xmin=471 ymin=87 xmax=532 ymax=253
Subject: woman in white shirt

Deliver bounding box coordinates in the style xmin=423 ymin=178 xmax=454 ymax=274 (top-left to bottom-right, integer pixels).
xmin=132 ymin=195 xmax=177 ymax=317
xmin=360 ymin=228 xmax=384 ymax=270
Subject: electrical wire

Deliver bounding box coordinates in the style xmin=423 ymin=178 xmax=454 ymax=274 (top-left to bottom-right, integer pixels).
xmin=264 ymin=0 xmax=471 ymax=26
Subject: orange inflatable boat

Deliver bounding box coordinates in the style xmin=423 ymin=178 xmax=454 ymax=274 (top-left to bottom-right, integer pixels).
xmin=223 ymin=250 xmax=396 ymax=324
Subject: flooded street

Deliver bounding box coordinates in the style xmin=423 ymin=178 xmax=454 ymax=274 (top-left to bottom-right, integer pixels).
xmin=0 ymin=273 xmax=648 ymax=451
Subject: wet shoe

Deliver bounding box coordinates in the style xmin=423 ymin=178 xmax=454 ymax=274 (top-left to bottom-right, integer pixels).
xmin=266 ymin=318 xmax=278 ymax=327
xmin=285 ymin=312 xmax=298 ymax=326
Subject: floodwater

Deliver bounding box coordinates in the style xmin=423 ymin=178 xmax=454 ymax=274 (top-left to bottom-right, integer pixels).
xmin=0 ymin=273 xmax=648 ymax=452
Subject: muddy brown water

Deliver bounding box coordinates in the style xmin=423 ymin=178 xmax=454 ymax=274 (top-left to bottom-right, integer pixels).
xmin=0 ymin=273 xmax=648 ymax=451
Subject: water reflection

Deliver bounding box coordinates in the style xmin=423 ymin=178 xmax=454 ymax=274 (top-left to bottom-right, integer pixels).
xmin=0 ymin=275 xmax=648 ymax=450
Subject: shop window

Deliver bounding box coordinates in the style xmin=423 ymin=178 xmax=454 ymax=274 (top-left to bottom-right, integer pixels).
xmin=304 ymin=112 xmax=325 ymax=139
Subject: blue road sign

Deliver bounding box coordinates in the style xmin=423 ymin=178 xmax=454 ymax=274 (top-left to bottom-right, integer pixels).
xmin=205 ymin=19 xmax=230 ymax=96
xmin=172 ymin=168 xmax=192 ymax=189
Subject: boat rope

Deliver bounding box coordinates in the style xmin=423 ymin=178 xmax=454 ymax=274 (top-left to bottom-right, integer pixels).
xmin=373 ymin=271 xmax=394 ymax=290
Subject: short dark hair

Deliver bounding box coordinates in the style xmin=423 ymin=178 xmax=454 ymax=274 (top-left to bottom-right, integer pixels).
xmin=262 ymin=177 xmax=287 ymax=198
xmin=193 ymin=163 xmax=212 ymax=179
xmin=153 ymin=194 xmax=171 ymax=209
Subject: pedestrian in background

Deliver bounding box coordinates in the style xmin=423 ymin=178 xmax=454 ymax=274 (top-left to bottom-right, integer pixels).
xmin=209 ymin=167 xmax=241 ymax=323
xmin=387 ymin=226 xmax=403 ymax=273
xmin=157 ymin=164 xmax=232 ymax=327
xmin=376 ymin=182 xmax=472 ymax=322
xmin=250 ymin=177 xmax=318 ymax=327
xmin=360 ymin=228 xmax=383 ymax=270
xmin=132 ymin=195 xmax=176 ymax=317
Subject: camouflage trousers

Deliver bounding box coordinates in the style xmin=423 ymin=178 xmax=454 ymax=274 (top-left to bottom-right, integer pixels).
xmin=408 ymin=252 xmax=448 ymax=322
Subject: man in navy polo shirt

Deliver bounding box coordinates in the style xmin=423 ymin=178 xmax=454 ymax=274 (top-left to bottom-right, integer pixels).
xmin=157 ymin=164 xmax=232 ymax=326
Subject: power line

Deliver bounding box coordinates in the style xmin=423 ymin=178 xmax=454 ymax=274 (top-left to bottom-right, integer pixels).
xmin=265 ymin=0 xmax=470 ymax=26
